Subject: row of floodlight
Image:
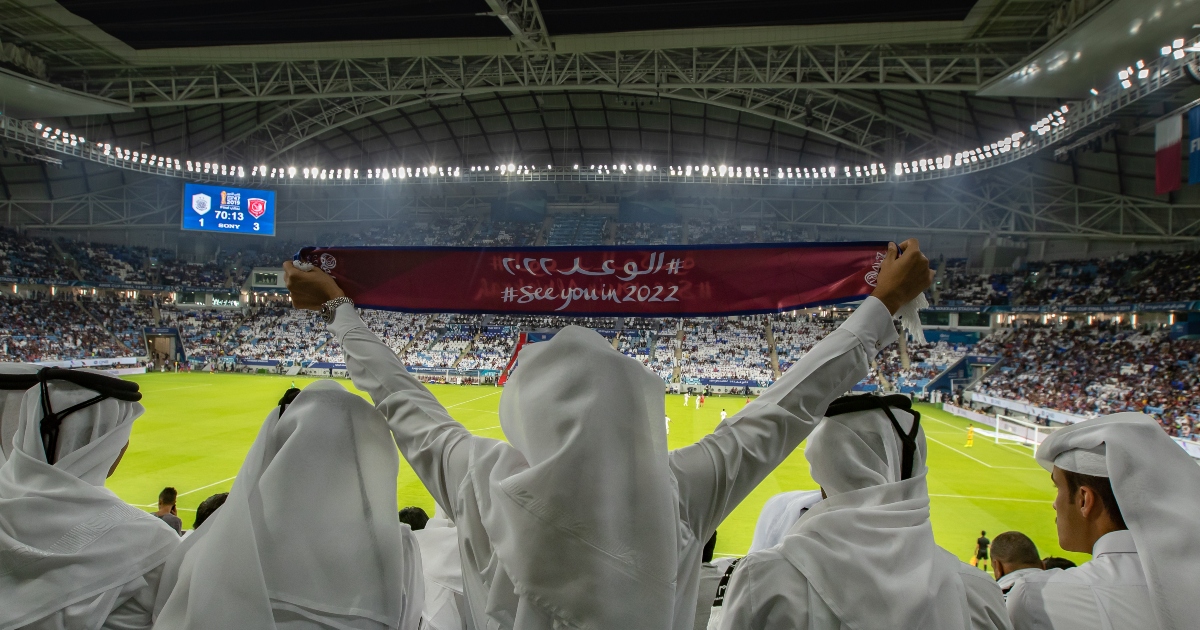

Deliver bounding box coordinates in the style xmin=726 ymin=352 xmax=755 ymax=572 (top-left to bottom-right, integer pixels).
xmin=20 ymin=37 xmax=1195 ymax=187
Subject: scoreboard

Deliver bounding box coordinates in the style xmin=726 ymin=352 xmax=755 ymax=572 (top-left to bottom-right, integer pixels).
xmin=182 ymin=183 xmax=276 ymax=236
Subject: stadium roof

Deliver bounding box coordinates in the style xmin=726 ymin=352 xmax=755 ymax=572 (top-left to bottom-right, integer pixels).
xmin=53 ymin=0 xmax=981 ymax=48
xmin=2 ymin=0 xmax=1200 ymax=246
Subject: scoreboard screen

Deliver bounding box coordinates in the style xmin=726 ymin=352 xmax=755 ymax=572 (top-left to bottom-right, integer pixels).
xmin=182 ymin=183 xmax=276 ymax=236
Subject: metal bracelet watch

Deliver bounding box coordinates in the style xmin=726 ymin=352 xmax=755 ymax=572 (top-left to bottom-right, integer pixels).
xmin=320 ymin=296 xmax=354 ymax=324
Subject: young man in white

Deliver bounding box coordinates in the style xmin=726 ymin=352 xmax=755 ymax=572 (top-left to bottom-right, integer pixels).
xmin=717 ymin=394 xmax=1009 ymax=630
xmin=990 ymin=531 xmax=1043 ymax=599
xmin=1007 ymin=413 xmax=1200 ymax=630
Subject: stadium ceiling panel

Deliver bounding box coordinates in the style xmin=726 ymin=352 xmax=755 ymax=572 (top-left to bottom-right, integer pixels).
xmin=1 ymin=0 xmax=1199 ymax=241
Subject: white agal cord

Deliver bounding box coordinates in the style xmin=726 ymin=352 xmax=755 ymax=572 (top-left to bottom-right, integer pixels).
xmin=894 ymin=293 xmax=929 ymax=344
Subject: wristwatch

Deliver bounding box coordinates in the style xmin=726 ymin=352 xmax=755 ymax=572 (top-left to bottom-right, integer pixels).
xmin=320 ymin=296 xmax=354 ymax=324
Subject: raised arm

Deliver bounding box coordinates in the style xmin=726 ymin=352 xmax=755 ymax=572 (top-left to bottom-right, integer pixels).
xmin=670 ymin=239 xmax=933 ymax=537
xmin=284 ymin=261 xmax=484 ymax=520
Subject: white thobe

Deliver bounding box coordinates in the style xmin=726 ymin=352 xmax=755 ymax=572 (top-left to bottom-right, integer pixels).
xmin=719 ymin=548 xmax=1010 ymax=630
xmin=1007 ymin=531 xmax=1154 ymax=630
xmin=997 ymin=567 xmax=1044 ymax=600
xmin=330 ymin=297 xmax=896 ymax=630
xmin=19 ymin=566 xmax=162 ymax=630
xmin=412 ymin=525 xmax=467 ymax=630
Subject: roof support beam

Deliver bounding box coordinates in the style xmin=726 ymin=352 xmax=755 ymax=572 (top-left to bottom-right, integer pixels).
xmin=483 ymin=0 xmax=552 ymax=52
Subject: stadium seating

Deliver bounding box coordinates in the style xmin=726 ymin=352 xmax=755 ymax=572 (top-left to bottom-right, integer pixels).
xmin=615 ymin=223 xmax=682 ymax=245
xmin=0 ymin=293 xmax=135 ymax=361
xmin=546 ymin=214 xmax=608 ymax=245
xmin=933 ymin=250 xmax=1200 ymax=306
xmin=974 ymin=323 xmax=1199 ymax=436
xmin=678 ymin=317 xmax=774 ymax=384
xmin=3 ymin=228 xmax=1198 ymax=440
xmin=160 ymin=308 xmax=242 ymax=359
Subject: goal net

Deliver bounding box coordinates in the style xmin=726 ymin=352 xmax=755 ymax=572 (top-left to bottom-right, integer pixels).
xmin=991 ymin=414 xmax=1057 ymax=452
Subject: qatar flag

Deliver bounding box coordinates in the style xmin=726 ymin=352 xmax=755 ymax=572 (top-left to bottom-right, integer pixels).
xmin=1156 ymin=115 xmax=1183 ymax=195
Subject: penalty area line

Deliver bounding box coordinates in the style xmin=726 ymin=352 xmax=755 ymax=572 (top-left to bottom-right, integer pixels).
xmin=135 ymin=475 xmax=237 ymax=507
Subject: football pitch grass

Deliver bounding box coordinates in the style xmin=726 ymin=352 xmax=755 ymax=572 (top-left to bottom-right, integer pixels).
xmin=111 ymin=372 xmax=1089 ymax=565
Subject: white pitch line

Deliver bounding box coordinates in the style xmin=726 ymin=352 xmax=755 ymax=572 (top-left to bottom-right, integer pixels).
xmin=444 ymin=390 xmax=502 ymax=409
xmin=923 ymin=416 xmax=1042 ymax=471
xmin=929 ymin=493 xmax=1047 ymax=504
xmin=135 ymin=475 xmax=237 ymax=507
xmin=926 ymin=436 xmax=1039 ymax=471
xmin=472 ymin=425 xmax=501 ymax=432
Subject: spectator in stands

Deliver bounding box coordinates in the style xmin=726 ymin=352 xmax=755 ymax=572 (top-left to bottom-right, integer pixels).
xmin=0 ymin=369 xmax=179 ymax=630
xmin=1007 ymin=413 xmax=1200 ymax=630
xmin=0 ymin=363 xmax=39 ymax=467
xmin=1041 ymin=557 xmax=1076 ymax=571
xmin=284 ymin=237 xmax=933 ymax=630
xmin=990 ymin=532 xmax=1043 ymax=598
xmin=412 ymin=505 xmax=467 ymax=630
xmin=152 ymin=382 xmax=424 ymax=629
xmin=400 ymin=506 xmax=430 ymax=531
xmin=747 ymin=489 xmax=822 ymax=553
xmin=718 ymin=394 xmax=1007 ymax=630
xmin=154 ymin=487 xmax=184 ymax=535
xmin=192 ymin=492 xmax=228 ymax=530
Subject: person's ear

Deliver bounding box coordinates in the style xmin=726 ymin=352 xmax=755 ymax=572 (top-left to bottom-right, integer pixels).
xmin=1078 ymin=485 xmax=1098 ymax=520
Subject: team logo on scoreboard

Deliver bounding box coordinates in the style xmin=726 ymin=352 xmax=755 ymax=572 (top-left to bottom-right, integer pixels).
xmin=319 ymin=253 xmax=337 ymax=272
xmin=247 ymin=198 xmax=267 ymax=219
xmin=191 ymin=193 xmax=212 ymax=215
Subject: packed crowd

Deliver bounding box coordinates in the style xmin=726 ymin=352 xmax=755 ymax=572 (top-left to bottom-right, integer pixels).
xmin=159 ymin=308 xmax=242 ymax=359
xmin=872 ymin=341 xmax=969 ymax=391
xmin=934 ymin=249 xmax=1200 ymax=307
xmin=79 ymin=298 xmax=155 ymax=355
xmin=0 ymin=293 xmax=131 ymax=361
xmin=230 ymin=308 xmax=333 ymax=363
xmin=678 ymin=316 xmax=775 ymax=384
xmin=615 ymin=222 xmax=682 ymax=245
xmin=974 ymin=322 xmax=1200 ymax=436
xmin=10 ymin=224 xmax=1199 ymax=310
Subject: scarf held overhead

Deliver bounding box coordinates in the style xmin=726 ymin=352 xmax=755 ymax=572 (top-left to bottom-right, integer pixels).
xmin=295 ymin=242 xmax=889 ymax=316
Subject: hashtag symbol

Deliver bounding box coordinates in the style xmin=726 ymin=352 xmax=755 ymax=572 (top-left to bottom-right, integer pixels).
xmin=666 ymin=258 xmax=683 ymax=274
xmin=502 ymin=287 xmax=516 ymax=302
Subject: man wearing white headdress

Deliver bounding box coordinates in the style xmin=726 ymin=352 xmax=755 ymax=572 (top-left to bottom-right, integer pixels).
xmin=283 ymin=238 xmax=934 ymax=630
xmin=412 ymin=505 xmax=468 ymax=630
xmin=152 ymin=381 xmax=424 ymax=630
xmin=1006 ymin=413 xmax=1200 ymax=630
xmin=748 ymin=490 xmax=824 ymax=554
xmin=0 ymin=363 xmax=41 ymax=467
xmin=0 ymin=368 xmax=180 ymax=630
xmin=718 ymin=394 xmax=1010 ymax=630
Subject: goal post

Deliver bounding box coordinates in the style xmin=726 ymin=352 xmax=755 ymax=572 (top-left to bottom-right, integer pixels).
xmin=993 ymin=414 xmax=1057 ymax=452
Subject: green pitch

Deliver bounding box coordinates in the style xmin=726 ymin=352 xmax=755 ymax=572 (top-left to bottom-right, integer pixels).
xmin=109 ymin=372 xmax=1088 ymax=565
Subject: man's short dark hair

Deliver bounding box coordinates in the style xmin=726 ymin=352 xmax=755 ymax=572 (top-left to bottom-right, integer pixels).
xmin=159 ymin=487 xmax=177 ymax=505
xmin=399 ymin=506 xmax=430 ymax=531
xmin=991 ymin=531 xmax=1041 ymax=566
xmin=1042 ymin=556 xmax=1077 ymax=570
xmin=980 ymin=530 xmax=986 ymax=536
xmin=1061 ymin=469 xmax=1127 ymax=530
xmin=193 ymin=492 xmax=228 ymax=529
xmin=703 ymin=531 xmax=718 ymax=563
